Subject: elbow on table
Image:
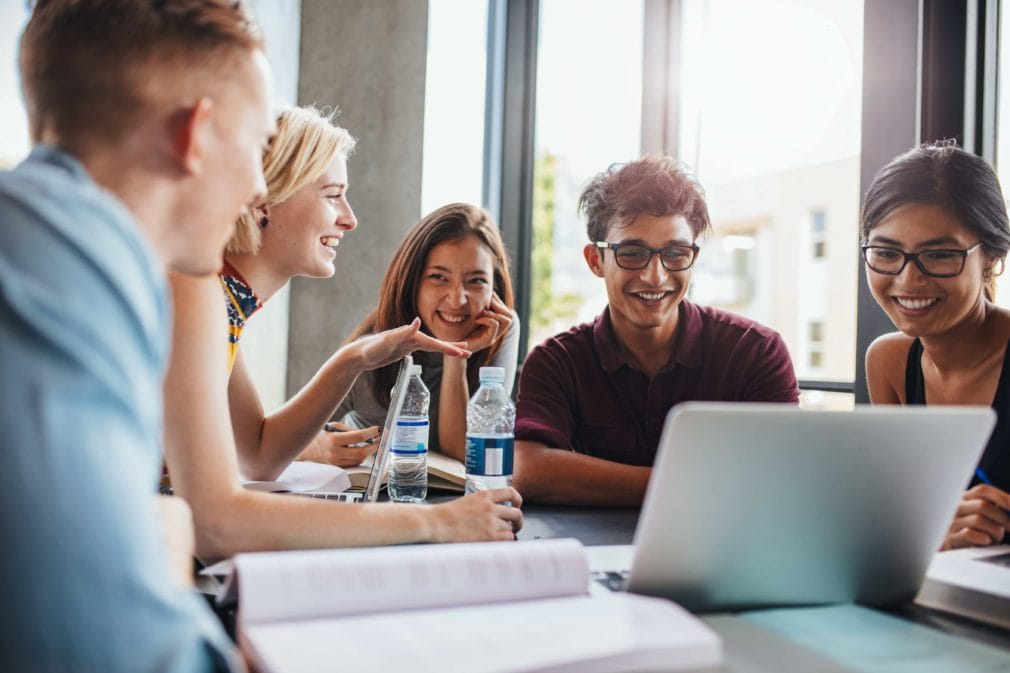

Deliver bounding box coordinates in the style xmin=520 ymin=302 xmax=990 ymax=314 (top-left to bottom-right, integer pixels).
xmin=236 ymin=449 xmax=287 ymax=484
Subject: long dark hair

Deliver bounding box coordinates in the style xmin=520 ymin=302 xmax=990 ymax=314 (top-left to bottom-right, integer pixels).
xmin=862 ymin=141 xmax=1010 ymax=300
xmin=349 ymin=203 xmax=515 ymax=406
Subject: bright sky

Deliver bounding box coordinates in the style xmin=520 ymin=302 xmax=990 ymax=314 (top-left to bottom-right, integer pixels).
xmin=535 ymin=0 xmax=644 ymax=175
xmin=679 ymin=0 xmax=863 ymax=185
xmin=421 ymin=0 xmax=489 ymax=216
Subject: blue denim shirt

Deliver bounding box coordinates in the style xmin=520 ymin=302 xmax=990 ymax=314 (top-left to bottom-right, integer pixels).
xmin=0 ymin=146 xmax=238 ymax=672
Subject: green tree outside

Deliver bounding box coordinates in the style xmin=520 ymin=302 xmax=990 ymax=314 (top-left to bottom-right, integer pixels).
xmin=530 ymin=151 xmax=582 ymax=346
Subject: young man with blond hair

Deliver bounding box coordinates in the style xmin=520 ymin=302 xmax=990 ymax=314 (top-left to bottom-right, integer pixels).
xmin=0 ymin=1 xmax=275 ymax=670
xmin=513 ymin=156 xmax=800 ymax=506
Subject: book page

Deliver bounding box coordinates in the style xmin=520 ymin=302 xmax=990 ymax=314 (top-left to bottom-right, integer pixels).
xmin=242 ymin=594 xmax=722 ymax=673
xmin=347 ymin=451 xmax=463 ymax=490
xmin=919 ymin=545 xmax=1010 ymax=598
xmin=242 ymin=461 xmax=350 ymax=494
xmin=237 ymin=538 xmax=588 ymax=625
xmin=427 ymin=451 xmax=465 ymax=486
xmin=344 ymin=451 xmax=381 ymax=490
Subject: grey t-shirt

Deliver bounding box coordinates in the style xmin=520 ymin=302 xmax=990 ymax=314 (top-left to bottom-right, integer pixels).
xmin=335 ymin=314 xmax=520 ymax=452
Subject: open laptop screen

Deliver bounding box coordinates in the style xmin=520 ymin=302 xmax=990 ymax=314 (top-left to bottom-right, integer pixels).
xmin=361 ymin=355 xmax=413 ymax=503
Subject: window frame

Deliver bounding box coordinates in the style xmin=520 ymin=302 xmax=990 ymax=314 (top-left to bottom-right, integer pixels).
xmin=482 ymin=0 xmax=998 ymax=401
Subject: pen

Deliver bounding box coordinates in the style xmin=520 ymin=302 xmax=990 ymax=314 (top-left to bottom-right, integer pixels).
xmin=324 ymin=423 xmax=381 ymax=445
xmin=976 ymin=467 xmax=1010 ymax=528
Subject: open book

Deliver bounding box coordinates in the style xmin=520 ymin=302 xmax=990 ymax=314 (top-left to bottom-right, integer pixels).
xmin=242 ymin=461 xmax=351 ymax=496
xmin=231 ymin=538 xmax=722 ymax=673
xmin=345 ymin=449 xmax=465 ymax=492
xmin=915 ymin=545 xmax=1010 ymax=630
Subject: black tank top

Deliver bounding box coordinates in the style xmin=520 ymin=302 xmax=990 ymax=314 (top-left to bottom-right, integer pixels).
xmin=905 ymin=337 xmax=1010 ymax=491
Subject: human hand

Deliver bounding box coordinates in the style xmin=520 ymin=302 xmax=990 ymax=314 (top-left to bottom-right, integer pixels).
xmin=154 ymin=494 xmax=196 ymax=588
xmin=429 ymin=488 xmax=524 ymax=542
xmin=297 ymin=424 xmax=380 ymax=467
xmin=348 ymin=318 xmax=470 ymax=372
xmin=940 ymin=484 xmax=1010 ymax=550
xmin=460 ymin=293 xmax=513 ymax=355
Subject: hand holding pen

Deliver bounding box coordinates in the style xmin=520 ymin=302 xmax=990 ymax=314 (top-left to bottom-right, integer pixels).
xmin=297 ymin=422 xmax=380 ymax=468
xmin=940 ymin=467 xmax=1010 ymax=550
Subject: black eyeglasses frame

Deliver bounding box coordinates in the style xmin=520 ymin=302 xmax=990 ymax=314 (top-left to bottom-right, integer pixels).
xmin=860 ymin=242 xmax=982 ymax=278
xmin=594 ymin=241 xmax=701 ymax=272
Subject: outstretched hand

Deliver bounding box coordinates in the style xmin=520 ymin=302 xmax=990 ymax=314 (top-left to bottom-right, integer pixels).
xmin=460 ymin=293 xmax=513 ymax=355
xmin=350 ymin=318 xmax=470 ymax=372
xmin=941 ymin=484 xmax=1010 ymax=550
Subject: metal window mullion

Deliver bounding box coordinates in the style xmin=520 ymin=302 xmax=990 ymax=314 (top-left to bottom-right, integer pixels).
xmin=483 ymin=0 xmax=538 ymax=357
xmin=641 ymin=0 xmax=681 ymax=157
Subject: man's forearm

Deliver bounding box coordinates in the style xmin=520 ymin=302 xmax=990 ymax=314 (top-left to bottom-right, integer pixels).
xmin=513 ymin=440 xmax=651 ymax=506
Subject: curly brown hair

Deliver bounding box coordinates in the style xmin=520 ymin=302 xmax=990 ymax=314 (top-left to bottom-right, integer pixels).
xmin=578 ymin=155 xmax=711 ymax=241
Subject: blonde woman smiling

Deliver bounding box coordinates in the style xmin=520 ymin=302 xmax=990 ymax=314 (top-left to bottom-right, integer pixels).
xmin=164 ymin=106 xmax=521 ymax=559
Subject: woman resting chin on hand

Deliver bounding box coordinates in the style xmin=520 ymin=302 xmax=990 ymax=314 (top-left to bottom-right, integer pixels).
xmin=332 ymin=203 xmax=520 ymax=464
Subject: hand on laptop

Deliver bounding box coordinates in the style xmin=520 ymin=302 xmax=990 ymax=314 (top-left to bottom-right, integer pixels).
xmin=430 ymin=488 xmax=524 ymax=542
xmin=941 ymin=484 xmax=1010 ymax=550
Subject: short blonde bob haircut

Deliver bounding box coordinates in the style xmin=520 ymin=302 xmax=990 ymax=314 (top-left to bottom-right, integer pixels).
xmin=228 ymin=104 xmax=356 ymax=254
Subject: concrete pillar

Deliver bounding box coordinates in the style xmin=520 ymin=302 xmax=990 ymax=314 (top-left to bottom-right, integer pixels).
xmin=239 ymin=0 xmax=301 ymax=412
xmin=288 ymin=0 xmax=428 ymax=396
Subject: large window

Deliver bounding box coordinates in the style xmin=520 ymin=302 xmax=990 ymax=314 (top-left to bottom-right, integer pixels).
xmin=0 ymin=3 xmax=29 ymax=168
xmin=421 ymin=0 xmax=489 ymax=217
xmin=679 ymin=0 xmax=863 ymax=405
xmin=527 ymin=0 xmax=644 ymax=350
xmin=995 ymin=0 xmax=1010 ymax=308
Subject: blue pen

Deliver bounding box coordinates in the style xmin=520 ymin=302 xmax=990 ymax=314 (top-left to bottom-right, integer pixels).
xmin=976 ymin=466 xmax=1010 ymax=532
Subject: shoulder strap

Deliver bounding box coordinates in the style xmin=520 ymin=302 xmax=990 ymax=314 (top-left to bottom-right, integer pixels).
xmin=904 ymin=338 xmax=926 ymax=405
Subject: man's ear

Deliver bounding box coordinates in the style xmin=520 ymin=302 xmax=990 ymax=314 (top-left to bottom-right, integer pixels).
xmin=584 ymin=243 xmax=605 ymax=278
xmin=172 ymin=97 xmax=214 ymax=176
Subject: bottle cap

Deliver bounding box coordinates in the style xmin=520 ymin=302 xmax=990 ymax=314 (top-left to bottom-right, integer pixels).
xmin=409 ymin=364 xmax=422 ymax=376
xmin=478 ymin=366 xmax=505 ymax=382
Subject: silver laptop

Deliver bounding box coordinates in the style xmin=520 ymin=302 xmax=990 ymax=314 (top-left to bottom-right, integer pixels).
xmin=621 ymin=402 xmax=995 ymax=612
xmin=289 ymin=355 xmax=412 ymax=503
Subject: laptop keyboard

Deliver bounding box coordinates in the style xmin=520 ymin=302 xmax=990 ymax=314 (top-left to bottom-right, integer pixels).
xmin=286 ymin=491 xmax=364 ymax=502
xmin=591 ymin=570 xmax=629 ymax=592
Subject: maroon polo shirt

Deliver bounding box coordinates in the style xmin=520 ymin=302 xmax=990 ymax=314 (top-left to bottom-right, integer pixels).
xmin=515 ymin=301 xmax=800 ymax=466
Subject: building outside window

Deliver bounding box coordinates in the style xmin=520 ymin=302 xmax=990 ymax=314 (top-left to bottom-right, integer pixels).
xmin=678 ymin=0 xmax=862 ymax=407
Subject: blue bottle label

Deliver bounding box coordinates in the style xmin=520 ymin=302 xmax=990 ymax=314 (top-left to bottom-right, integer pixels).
xmin=465 ymin=435 xmax=514 ymax=476
xmin=391 ymin=419 xmax=429 ymax=454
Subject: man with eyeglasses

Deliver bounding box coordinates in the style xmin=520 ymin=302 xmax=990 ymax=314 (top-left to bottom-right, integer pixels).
xmin=512 ymin=156 xmax=799 ymax=505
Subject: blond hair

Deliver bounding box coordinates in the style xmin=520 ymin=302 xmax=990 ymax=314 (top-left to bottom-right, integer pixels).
xmin=228 ymin=105 xmax=356 ymax=254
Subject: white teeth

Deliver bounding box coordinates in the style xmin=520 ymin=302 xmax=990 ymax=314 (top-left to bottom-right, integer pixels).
xmin=635 ymin=292 xmax=666 ymax=301
xmin=894 ymin=297 xmax=938 ymax=310
xmin=437 ymin=312 xmax=466 ymax=324
xmin=321 ymin=237 xmax=340 ymax=249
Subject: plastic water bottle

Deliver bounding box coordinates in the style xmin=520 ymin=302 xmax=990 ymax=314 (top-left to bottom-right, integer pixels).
xmin=465 ymin=366 xmax=515 ymax=495
xmin=388 ymin=365 xmax=429 ymax=502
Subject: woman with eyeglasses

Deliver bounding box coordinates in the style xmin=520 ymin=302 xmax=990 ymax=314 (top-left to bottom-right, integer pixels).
xmin=335 ymin=203 xmax=518 ymax=463
xmin=863 ymin=140 xmax=1010 ymax=550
